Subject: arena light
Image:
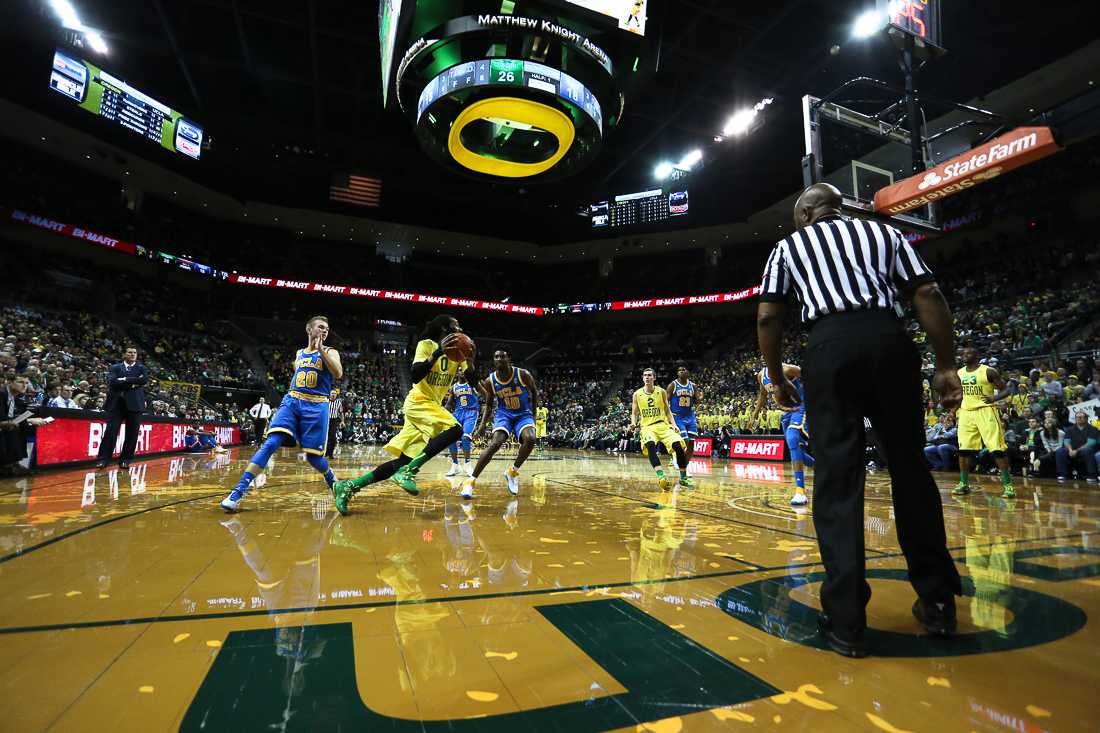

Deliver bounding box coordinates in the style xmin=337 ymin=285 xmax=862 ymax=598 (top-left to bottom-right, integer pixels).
xmin=49 ymin=0 xmax=109 ymax=54
xmin=50 ymin=0 xmax=81 ymax=28
xmin=85 ymin=31 xmax=108 ymax=54
xmin=654 ymin=161 xmax=674 ymax=180
xmin=852 ymin=9 xmax=886 ymax=39
xmin=723 ymin=109 xmax=757 ymax=136
xmin=678 ymin=149 xmax=703 ymax=170
xmin=721 ymin=97 xmax=774 ymax=137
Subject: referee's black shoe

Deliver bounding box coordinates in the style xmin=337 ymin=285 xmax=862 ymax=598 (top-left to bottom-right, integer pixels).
xmin=817 ymin=614 xmax=868 ymax=658
xmin=912 ymin=598 xmax=957 ymax=637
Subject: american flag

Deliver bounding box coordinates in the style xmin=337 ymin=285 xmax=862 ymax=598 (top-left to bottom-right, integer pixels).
xmin=329 ymin=172 xmax=381 ymax=207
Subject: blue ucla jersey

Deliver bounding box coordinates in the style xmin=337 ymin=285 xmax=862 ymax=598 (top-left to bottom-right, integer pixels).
xmin=760 ymin=366 xmax=805 ymax=406
xmin=491 ymin=367 xmax=533 ymax=416
xmin=290 ymin=349 xmax=333 ymax=398
xmin=670 ymin=380 xmax=695 ymax=416
xmin=452 ymin=382 xmax=479 ymax=413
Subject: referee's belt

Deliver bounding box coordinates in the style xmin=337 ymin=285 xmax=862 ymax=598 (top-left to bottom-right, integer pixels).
xmin=288 ymin=390 xmax=330 ymax=403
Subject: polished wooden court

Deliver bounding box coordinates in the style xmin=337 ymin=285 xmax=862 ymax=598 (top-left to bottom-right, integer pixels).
xmin=1 ymin=447 xmax=1097 ymax=732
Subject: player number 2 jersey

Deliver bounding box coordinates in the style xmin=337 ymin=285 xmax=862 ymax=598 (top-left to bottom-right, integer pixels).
xmin=409 ymin=339 xmax=467 ymax=405
xmin=959 ymin=365 xmax=995 ymax=411
xmin=290 ymin=349 xmax=333 ymax=398
xmin=670 ymin=381 xmax=695 ymax=416
xmin=634 ymin=387 xmax=670 ymax=428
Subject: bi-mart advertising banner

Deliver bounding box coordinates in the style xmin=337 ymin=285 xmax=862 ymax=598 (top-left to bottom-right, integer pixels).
xmin=36 ymin=413 xmax=240 ymax=466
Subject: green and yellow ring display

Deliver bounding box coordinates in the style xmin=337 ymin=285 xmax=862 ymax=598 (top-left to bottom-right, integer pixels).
xmin=447 ymin=97 xmax=576 ymax=178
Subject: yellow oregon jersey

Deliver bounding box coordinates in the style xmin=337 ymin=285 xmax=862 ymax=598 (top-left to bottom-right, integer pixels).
xmin=408 ymin=339 xmax=467 ymax=404
xmin=634 ymin=386 xmax=670 ymax=428
xmin=536 ymin=406 xmax=548 ymax=422
xmin=959 ymin=364 xmax=995 ymax=411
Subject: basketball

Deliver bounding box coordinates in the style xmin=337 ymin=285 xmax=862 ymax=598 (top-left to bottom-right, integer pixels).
xmin=445 ymin=332 xmax=475 ymax=362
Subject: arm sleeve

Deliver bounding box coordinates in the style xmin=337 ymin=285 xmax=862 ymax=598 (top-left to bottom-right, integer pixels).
xmin=758 ymin=242 xmax=791 ymax=303
xmin=409 ymin=340 xmax=440 ymax=384
xmin=890 ymin=227 xmax=936 ymax=291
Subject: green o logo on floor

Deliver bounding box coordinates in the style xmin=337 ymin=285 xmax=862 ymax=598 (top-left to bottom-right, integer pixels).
xmin=717 ymin=568 xmax=1087 ymax=657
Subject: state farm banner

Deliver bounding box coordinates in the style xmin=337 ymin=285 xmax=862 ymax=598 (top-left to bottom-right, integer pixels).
xmin=873 ymin=126 xmax=1060 ymax=215
xmin=728 ymin=437 xmax=785 ymax=462
xmin=692 ymin=437 xmax=713 ymax=457
xmin=229 ymin=274 xmax=545 ymax=316
xmin=36 ymin=414 xmax=240 ymax=466
xmin=611 ymin=286 xmax=761 ymax=310
xmin=7 ymin=208 xmax=138 ymax=254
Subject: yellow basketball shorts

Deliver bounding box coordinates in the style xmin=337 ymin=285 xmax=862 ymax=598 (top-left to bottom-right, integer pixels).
xmin=956 ymin=407 xmax=1006 ymax=452
xmin=385 ymin=397 xmax=460 ymax=459
xmin=536 ymin=420 xmax=547 ymax=438
xmin=640 ymin=421 xmax=685 ymax=457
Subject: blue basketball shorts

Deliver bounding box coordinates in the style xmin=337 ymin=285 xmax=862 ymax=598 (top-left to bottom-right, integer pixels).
xmin=493 ymin=410 xmax=536 ymax=438
xmin=267 ymin=394 xmax=331 ymax=455
xmin=673 ymin=413 xmax=699 ymax=437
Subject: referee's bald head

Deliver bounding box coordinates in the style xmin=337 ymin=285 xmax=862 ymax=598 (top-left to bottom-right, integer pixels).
xmin=794 ymin=182 xmax=843 ymax=228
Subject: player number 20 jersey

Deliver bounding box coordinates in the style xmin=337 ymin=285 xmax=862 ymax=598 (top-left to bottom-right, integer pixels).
xmin=290 ymin=349 xmax=333 ymax=398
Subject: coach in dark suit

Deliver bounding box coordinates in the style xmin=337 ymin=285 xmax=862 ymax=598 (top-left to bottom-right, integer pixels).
xmin=96 ymin=346 xmax=149 ymax=469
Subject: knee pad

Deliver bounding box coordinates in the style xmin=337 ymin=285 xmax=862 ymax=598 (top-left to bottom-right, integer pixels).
xmin=989 ymin=450 xmax=1006 ymax=459
xmin=306 ymin=454 xmax=330 ymax=473
xmin=250 ymin=433 xmax=287 ymax=467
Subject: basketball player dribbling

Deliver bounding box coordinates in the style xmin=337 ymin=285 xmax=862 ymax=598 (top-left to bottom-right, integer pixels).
xmin=331 ymin=314 xmax=474 ymax=515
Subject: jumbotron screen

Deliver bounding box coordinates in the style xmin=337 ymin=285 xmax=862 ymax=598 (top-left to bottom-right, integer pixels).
xmin=563 ymin=0 xmax=648 ymax=35
xmin=48 ymin=49 xmax=204 ymax=160
xmin=417 ymin=58 xmax=602 ymax=132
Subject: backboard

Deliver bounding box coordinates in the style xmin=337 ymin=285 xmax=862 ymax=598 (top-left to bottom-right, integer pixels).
xmin=802 ymin=93 xmax=943 ymax=234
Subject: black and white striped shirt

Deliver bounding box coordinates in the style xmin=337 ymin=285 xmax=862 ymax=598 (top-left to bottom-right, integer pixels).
xmin=329 ymin=396 xmax=345 ymax=421
xmin=759 ymin=215 xmax=934 ymax=322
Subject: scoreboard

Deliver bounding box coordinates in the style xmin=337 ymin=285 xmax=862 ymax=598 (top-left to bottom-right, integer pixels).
xmin=878 ymin=0 xmax=941 ymax=50
xmin=591 ymin=188 xmax=688 ymax=228
xmin=48 ymin=49 xmax=204 ymax=160
xmin=417 ymin=58 xmax=602 ymax=132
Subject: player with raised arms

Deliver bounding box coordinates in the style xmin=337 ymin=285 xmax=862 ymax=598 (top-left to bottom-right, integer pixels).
xmin=667 ymin=364 xmax=701 ymax=472
xmin=461 ymin=348 xmax=540 ymax=499
xmin=750 ymin=362 xmax=814 ymax=506
xmin=632 ymin=367 xmax=693 ymax=491
xmin=332 ymin=314 xmax=475 ymax=515
xmin=443 ymin=372 xmax=485 ymax=477
xmin=220 ymin=315 xmax=342 ymax=512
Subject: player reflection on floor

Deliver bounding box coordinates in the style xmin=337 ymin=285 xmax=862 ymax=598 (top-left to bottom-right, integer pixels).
xmin=219 ymin=505 xmax=336 ymax=716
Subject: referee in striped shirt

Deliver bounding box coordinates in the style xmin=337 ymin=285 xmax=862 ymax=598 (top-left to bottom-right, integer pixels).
xmin=757 ymin=183 xmax=964 ymax=658
xmin=326 ymin=388 xmax=345 ymax=458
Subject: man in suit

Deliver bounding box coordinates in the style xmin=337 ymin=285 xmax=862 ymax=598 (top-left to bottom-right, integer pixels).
xmin=96 ymin=346 xmax=149 ymax=469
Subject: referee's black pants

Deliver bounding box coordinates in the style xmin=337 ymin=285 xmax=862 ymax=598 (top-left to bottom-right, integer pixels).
xmin=325 ymin=421 xmax=339 ymax=458
xmin=803 ymin=310 xmax=961 ymax=631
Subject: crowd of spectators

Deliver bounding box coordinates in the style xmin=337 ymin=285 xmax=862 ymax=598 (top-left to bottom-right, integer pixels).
xmin=919 ymin=355 xmax=1100 ymax=480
